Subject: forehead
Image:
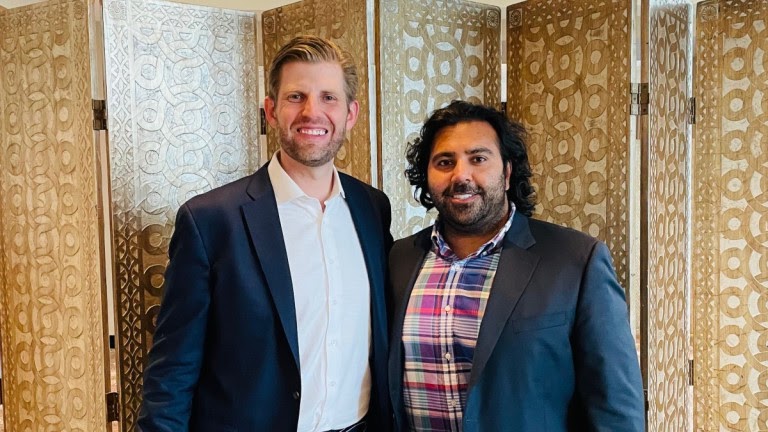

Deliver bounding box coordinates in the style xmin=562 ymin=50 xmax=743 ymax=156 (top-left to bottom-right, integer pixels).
xmin=431 ymin=120 xmax=500 ymax=154
xmin=277 ymin=61 xmax=345 ymax=92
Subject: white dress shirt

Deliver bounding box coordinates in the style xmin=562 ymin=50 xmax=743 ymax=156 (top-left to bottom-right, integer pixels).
xmin=267 ymin=152 xmax=372 ymax=432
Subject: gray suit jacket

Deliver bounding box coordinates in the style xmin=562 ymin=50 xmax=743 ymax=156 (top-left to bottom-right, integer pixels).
xmin=388 ymin=214 xmax=644 ymax=431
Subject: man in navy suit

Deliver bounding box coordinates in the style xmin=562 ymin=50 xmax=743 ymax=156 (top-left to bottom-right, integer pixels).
xmin=388 ymin=101 xmax=644 ymax=431
xmin=138 ymin=35 xmax=392 ymax=432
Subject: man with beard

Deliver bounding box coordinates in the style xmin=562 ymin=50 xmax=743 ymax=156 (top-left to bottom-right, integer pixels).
xmin=387 ymin=101 xmax=644 ymax=431
xmin=138 ymin=35 xmax=392 ymax=432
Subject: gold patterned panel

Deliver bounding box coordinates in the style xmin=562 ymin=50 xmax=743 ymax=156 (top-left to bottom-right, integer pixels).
xmin=262 ymin=0 xmax=372 ymax=184
xmin=380 ymin=0 xmax=501 ymax=238
xmin=0 ymin=1 xmax=108 ymax=431
xmin=506 ymin=0 xmax=631 ymax=290
xmin=694 ymin=1 xmax=768 ymax=430
xmin=103 ymin=0 xmax=260 ymax=429
xmin=647 ymin=1 xmax=691 ymax=430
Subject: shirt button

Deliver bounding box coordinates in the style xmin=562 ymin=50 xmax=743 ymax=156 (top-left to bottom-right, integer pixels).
xmin=330 ymin=381 xmax=336 ymax=387
xmin=444 ymin=305 xmax=452 ymax=312
xmin=330 ymin=339 xmax=337 ymax=346
xmin=448 ymin=399 xmax=456 ymax=407
xmin=444 ymin=352 xmax=452 ymax=361
xmin=292 ymin=391 xmax=300 ymax=400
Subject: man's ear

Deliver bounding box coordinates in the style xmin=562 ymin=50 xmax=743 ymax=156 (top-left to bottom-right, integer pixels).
xmin=264 ymin=97 xmax=278 ymax=127
xmin=345 ymin=99 xmax=360 ymax=130
xmin=504 ymin=161 xmax=512 ymax=191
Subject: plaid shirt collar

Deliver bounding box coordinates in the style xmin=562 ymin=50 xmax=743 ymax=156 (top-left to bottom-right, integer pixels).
xmin=430 ymin=202 xmax=517 ymax=261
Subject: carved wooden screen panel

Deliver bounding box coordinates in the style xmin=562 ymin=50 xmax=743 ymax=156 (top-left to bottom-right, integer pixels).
xmin=0 ymin=1 xmax=108 ymax=431
xmin=647 ymin=1 xmax=692 ymax=430
xmin=506 ymin=0 xmax=631 ymax=291
xmin=103 ymin=0 xmax=260 ymax=429
xmin=693 ymin=1 xmax=768 ymax=430
xmin=262 ymin=0 xmax=372 ymax=184
xmin=380 ymin=0 xmax=501 ymax=238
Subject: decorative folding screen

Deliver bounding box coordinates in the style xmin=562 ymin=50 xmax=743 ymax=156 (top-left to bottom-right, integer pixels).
xmin=693 ymin=1 xmax=768 ymax=430
xmin=0 ymin=1 xmax=108 ymax=431
xmin=103 ymin=0 xmax=260 ymax=429
xmin=646 ymin=1 xmax=692 ymax=431
xmin=262 ymin=0 xmax=373 ymax=184
xmin=506 ymin=0 xmax=632 ymax=292
xmin=379 ymin=0 xmax=501 ymax=238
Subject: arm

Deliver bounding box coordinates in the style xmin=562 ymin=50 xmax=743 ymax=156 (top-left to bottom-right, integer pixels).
xmin=572 ymin=241 xmax=645 ymax=431
xmin=137 ymin=203 xmax=211 ymax=432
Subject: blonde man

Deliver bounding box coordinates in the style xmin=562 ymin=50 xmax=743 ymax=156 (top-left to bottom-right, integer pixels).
xmin=139 ymin=35 xmax=392 ymax=432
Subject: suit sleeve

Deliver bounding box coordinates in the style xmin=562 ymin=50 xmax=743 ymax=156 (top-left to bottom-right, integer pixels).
xmin=374 ymin=187 xmax=394 ymax=254
xmin=572 ymin=241 xmax=645 ymax=431
xmin=137 ymin=203 xmax=211 ymax=432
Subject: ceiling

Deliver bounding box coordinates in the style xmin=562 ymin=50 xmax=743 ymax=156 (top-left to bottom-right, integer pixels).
xmin=0 ymin=0 xmax=522 ymax=11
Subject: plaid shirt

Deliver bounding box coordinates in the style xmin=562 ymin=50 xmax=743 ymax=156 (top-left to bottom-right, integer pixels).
xmin=402 ymin=207 xmax=515 ymax=431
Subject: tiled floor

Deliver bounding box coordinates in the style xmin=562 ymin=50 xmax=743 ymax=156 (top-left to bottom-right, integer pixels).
xmin=0 ymin=350 xmax=119 ymax=432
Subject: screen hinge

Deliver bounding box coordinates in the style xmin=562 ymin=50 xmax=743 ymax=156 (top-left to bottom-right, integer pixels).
xmin=688 ymin=359 xmax=695 ymax=386
xmin=630 ymin=83 xmax=649 ymax=116
xmin=106 ymin=391 xmax=120 ymax=422
xmin=93 ymin=99 xmax=108 ymax=131
xmin=688 ymin=97 xmax=696 ymax=125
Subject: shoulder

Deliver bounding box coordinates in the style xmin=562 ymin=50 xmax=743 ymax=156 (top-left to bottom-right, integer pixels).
xmin=339 ymin=172 xmax=390 ymax=207
xmin=392 ymin=226 xmax=431 ymax=251
xmin=183 ymin=175 xmax=253 ymax=213
xmin=524 ymin=217 xmax=605 ymax=262
xmin=179 ymin=167 xmax=268 ymax=221
xmin=527 ymin=218 xmax=599 ymax=247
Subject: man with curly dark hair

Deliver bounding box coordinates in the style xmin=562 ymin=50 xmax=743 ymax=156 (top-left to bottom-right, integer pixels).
xmin=388 ymin=100 xmax=644 ymax=431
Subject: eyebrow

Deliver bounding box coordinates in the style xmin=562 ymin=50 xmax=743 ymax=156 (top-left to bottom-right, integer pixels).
xmin=431 ymin=146 xmax=494 ymax=160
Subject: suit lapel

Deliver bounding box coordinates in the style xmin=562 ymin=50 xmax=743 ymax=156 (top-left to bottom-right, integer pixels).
xmin=388 ymin=229 xmax=431 ymax=417
xmin=341 ymin=177 xmax=388 ymax=353
xmin=241 ymin=166 xmax=300 ymax=369
xmin=469 ymin=214 xmax=539 ymax=388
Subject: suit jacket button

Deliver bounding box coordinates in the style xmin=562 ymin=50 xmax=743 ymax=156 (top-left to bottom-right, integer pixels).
xmin=292 ymin=391 xmax=300 ymax=400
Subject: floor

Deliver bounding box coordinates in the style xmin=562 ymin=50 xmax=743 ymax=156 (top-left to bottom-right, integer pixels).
xmin=0 ymin=350 xmax=119 ymax=432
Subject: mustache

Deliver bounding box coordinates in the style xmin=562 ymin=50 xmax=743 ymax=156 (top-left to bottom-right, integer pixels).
xmin=443 ymin=183 xmax=482 ymax=196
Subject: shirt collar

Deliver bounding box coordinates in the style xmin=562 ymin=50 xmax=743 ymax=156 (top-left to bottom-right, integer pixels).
xmin=267 ymin=150 xmax=345 ymax=205
xmin=431 ymin=201 xmax=516 ymax=260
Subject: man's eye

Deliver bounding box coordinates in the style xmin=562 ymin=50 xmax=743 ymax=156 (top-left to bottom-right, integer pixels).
xmin=472 ymin=156 xmax=487 ymax=163
xmin=287 ymin=94 xmax=302 ymax=101
xmin=435 ymin=159 xmax=453 ymax=167
xmin=324 ymin=95 xmax=337 ymax=102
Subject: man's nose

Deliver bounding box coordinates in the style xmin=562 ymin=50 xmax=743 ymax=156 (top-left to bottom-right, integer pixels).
xmin=451 ymin=160 xmax=472 ymax=183
xmin=301 ymin=96 xmax=320 ymax=117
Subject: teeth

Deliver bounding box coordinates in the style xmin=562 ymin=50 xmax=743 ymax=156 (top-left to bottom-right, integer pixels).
xmin=454 ymin=194 xmax=473 ymax=199
xmin=298 ymin=128 xmax=327 ymax=136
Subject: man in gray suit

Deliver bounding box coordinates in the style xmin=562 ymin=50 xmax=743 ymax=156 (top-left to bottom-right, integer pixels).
xmin=388 ymin=100 xmax=644 ymax=431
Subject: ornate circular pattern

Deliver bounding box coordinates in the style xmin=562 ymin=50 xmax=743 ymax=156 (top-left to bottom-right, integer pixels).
xmin=1 ymin=1 xmax=107 ymax=430
xmin=380 ymin=0 xmax=500 ymax=238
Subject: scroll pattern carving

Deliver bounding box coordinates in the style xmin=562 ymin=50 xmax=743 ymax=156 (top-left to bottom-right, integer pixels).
xmin=0 ymin=1 xmax=107 ymax=431
xmin=694 ymin=1 xmax=768 ymax=430
xmin=506 ymin=0 xmax=631 ymax=290
xmin=380 ymin=0 xmax=501 ymax=238
xmin=647 ymin=1 xmax=691 ymax=431
xmin=103 ymin=0 xmax=260 ymax=429
xmin=262 ymin=0 xmax=371 ymax=184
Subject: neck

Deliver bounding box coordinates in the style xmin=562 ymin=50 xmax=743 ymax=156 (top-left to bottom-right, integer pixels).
xmin=277 ymin=152 xmax=335 ymax=204
xmin=442 ymin=212 xmax=509 ymax=259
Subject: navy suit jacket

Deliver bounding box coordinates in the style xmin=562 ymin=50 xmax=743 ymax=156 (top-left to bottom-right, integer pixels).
xmin=388 ymin=214 xmax=644 ymax=432
xmin=138 ymin=163 xmax=393 ymax=432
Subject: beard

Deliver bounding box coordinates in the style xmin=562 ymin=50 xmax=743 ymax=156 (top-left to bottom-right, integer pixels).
xmin=431 ymin=173 xmax=510 ymax=237
xmin=277 ymin=123 xmax=346 ymax=168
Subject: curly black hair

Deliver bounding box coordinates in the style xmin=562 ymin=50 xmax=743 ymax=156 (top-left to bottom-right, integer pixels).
xmin=405 ymin=100 xmax=537 ymax=217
